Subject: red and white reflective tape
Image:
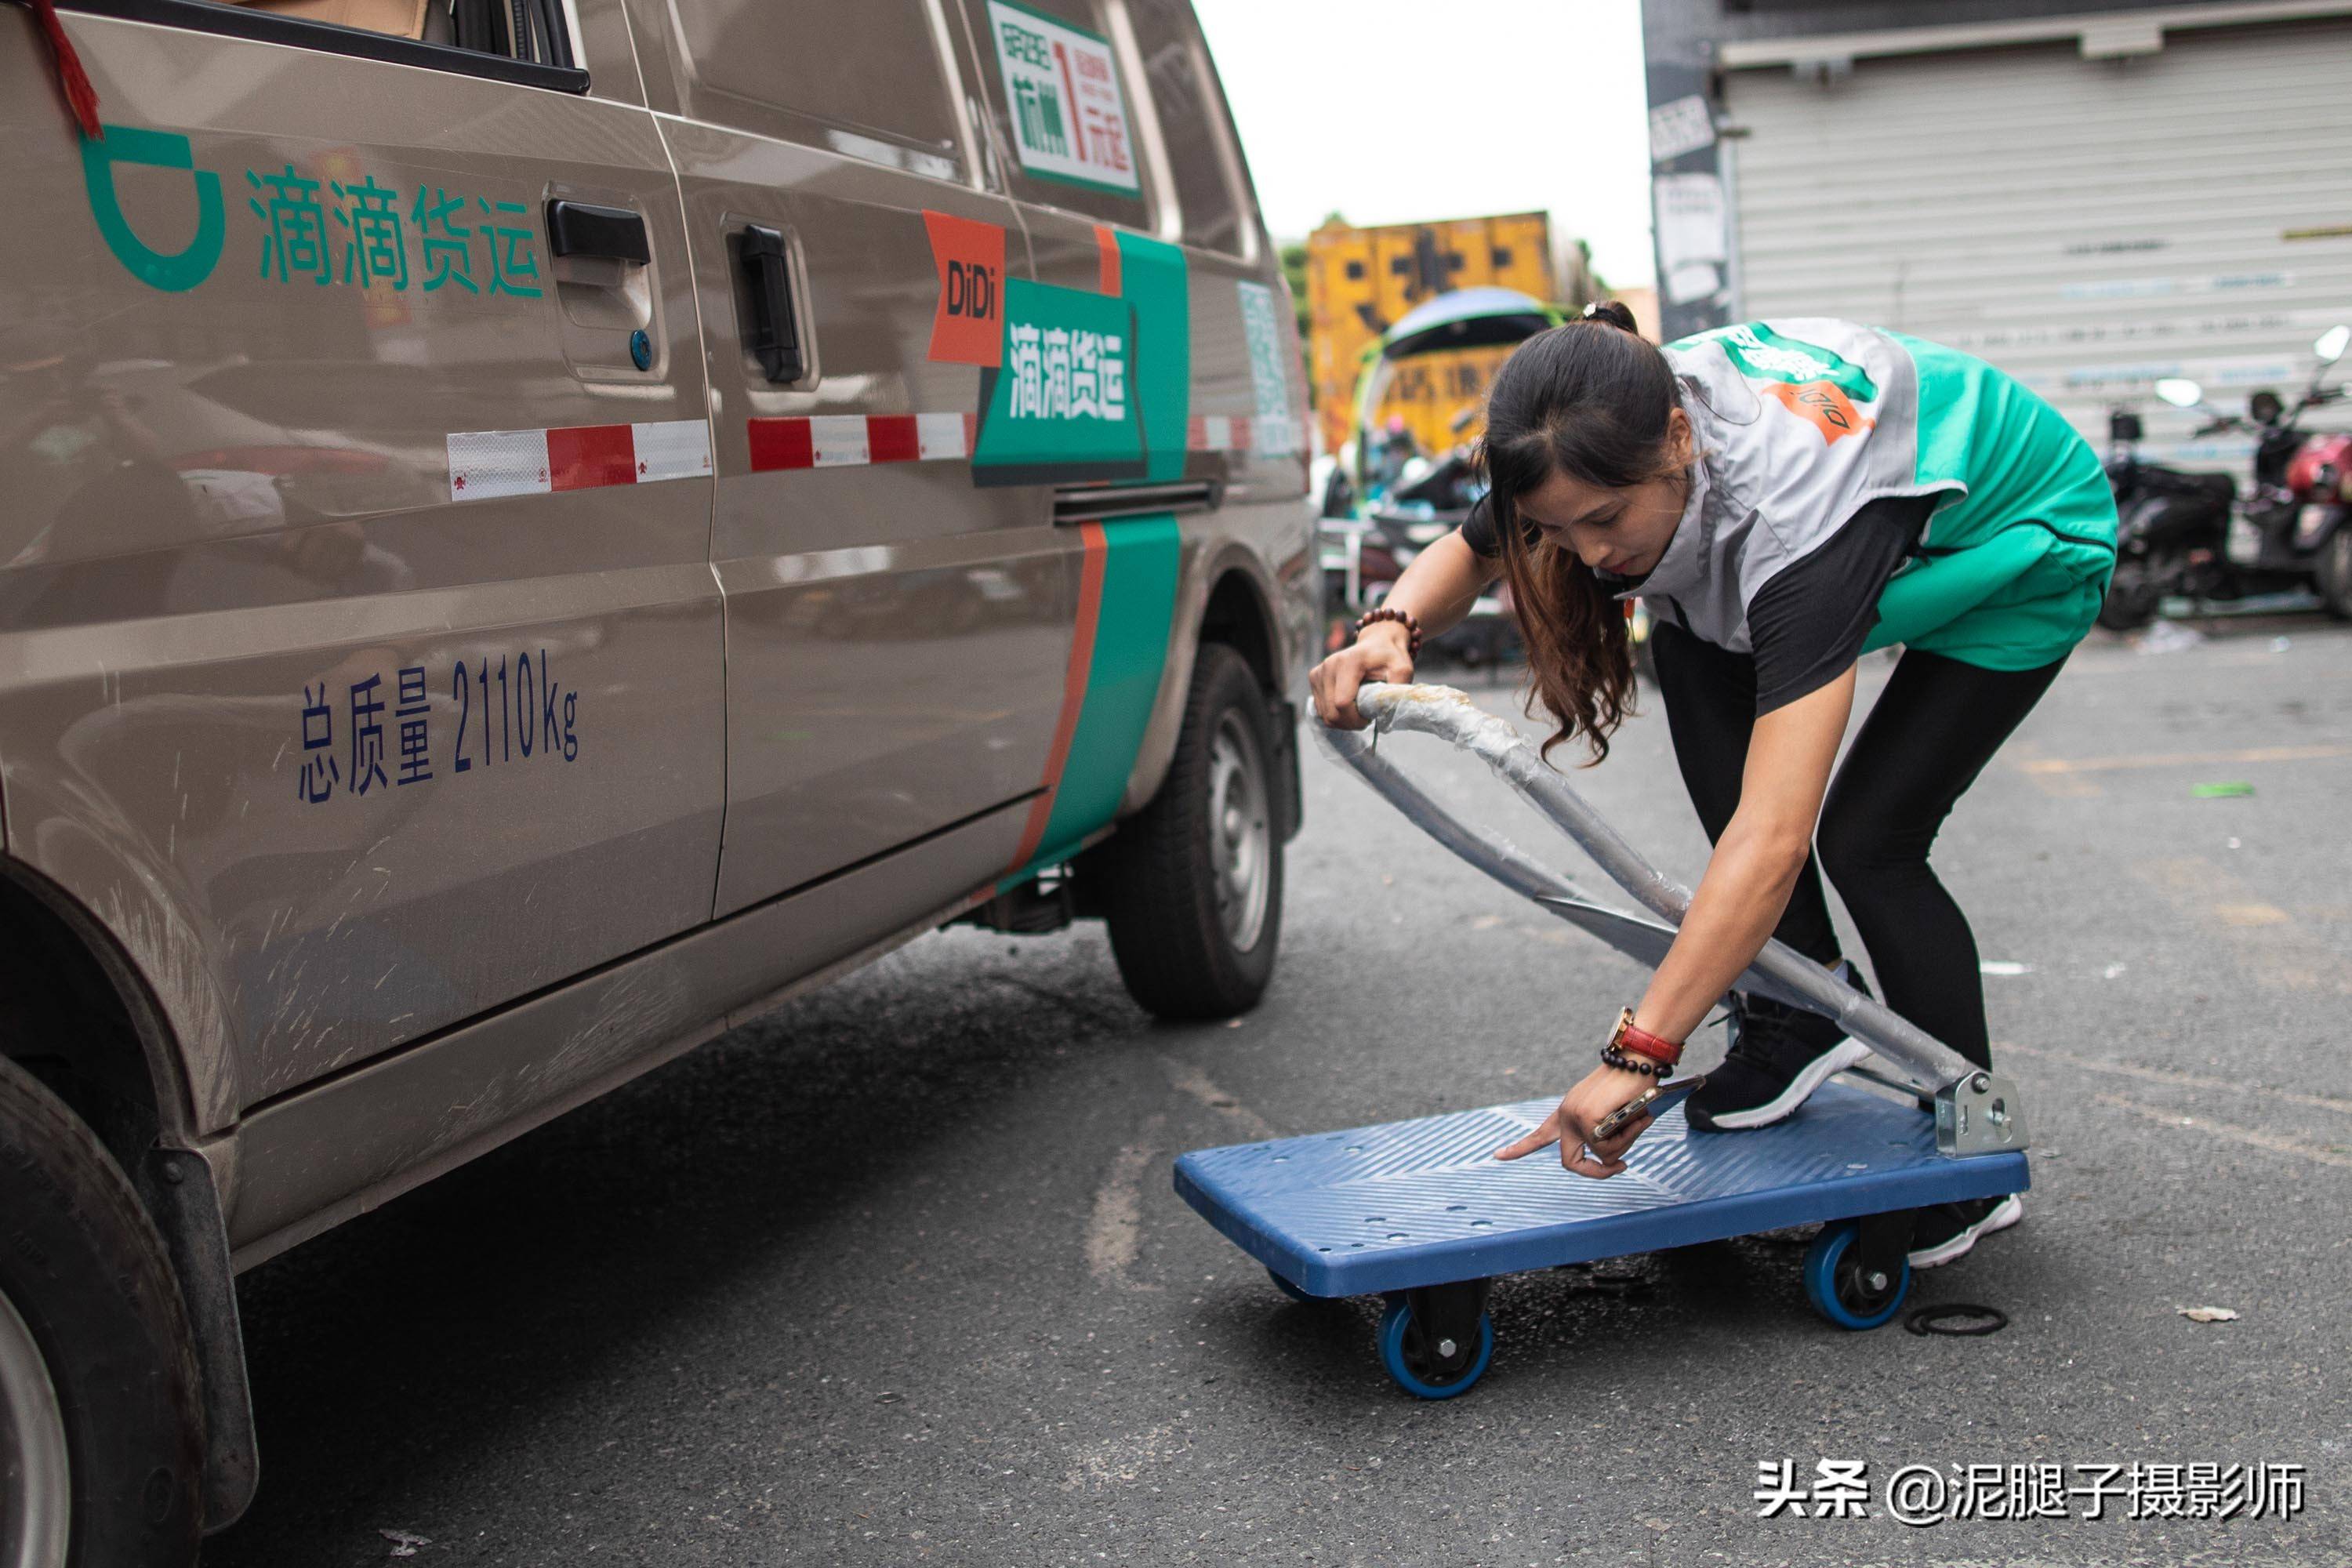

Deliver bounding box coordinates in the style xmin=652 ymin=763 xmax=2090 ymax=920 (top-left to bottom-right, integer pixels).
xmin=747 ymin=412 xmax=978 ymax=472
xmin=742 ymin=410 xmax=1301 ymax=473
xmin=447 ymin=419 xmax=713 ymax=502
xmin=1188 ymin=414 xmax=1302 ymax=456
xmin=447 ymin=410 xmax=1302 ymax=493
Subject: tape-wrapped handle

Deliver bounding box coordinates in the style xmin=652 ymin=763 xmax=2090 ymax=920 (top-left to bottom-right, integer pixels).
xmin=1315 ymin=682 xmax=1982 ymax=1097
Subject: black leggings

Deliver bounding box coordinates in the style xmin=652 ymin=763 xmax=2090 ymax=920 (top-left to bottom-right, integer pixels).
xmin=1649 ymin=622 xmax=2067 ymax=1068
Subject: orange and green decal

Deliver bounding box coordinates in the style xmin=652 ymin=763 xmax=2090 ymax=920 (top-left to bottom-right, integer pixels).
xmin=966 ymin=229 xmax=1189 ymax=487
xmin=1696 ymin=322 xmax=1879 ymax=401
xmin=920 ymin=212 xmax=1189 ymax=484
xmin=1002 ymin=512 xmax=1182 ymax=884
xmin=1093 ymin=223 xmax=1122 ymax=294
xmin=973 ymin=275 xmax=1144 ymax=482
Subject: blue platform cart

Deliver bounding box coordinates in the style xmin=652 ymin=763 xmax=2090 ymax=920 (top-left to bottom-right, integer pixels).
xmin=1173 ymin=684 xmax=2031 ymax=1398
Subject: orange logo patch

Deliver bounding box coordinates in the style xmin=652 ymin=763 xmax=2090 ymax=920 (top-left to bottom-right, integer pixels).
xmin=1762 ymin=379 xmax=1874 ymax=445
xmin=924 ymin=209 xmax=1004 ymax=368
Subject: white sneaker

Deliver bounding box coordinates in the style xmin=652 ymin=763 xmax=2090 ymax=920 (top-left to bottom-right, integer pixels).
xmin=1907 ymin=1193 xmax=2024 ymax=1269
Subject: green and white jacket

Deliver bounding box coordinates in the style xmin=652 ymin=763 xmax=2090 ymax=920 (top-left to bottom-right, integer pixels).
xmin=1638 ymin=320 xmax=2118 ymax=670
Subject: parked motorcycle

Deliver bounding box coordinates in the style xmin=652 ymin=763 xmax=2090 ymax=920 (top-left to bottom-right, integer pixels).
xmin=2287 ymin=424 xmax=2352 ymax=619
xmin=1319 ymin=289 xmax=1559 ymax=668
xmin=2097 ymin=401 xmax=2238 ymax=629
xmin=1314 ymin=291 xmax=1676 ymax=677
xmin=1320 ymin=433 xmax=1526 ymax=671
xmin=2100 ymin=324 xmax=2352 ymax=627
xmin=2102 ymin=404 xmax=2154 ymax=515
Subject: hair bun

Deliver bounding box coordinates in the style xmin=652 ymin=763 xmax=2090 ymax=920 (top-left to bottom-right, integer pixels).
xmin=1581 ymin=303 xmax=1637 ymax=338
xmin=1581 ymin=299 xmax=1640 ymax=335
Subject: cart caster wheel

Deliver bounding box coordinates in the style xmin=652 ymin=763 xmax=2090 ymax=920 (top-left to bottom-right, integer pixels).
xmin=1377 ymin=1298 xmax=1494 ymax=1399
xmin=1803 ymin=1221 xmax=1911 ymax=1330
xmin=1268 ymin=1267 xmax=1318 ymax=1304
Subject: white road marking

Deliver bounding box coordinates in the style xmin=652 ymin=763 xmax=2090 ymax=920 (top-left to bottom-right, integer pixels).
xmin=2096 ymin=1093 xmax=2352 ymax=1171
xmin=1083 ymin=1113 xmax=1163 ymax=1291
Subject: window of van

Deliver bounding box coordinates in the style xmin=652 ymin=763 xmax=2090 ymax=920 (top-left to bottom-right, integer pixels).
xmin=959 ymin=0 xmax=1159 ymax=228
xmin=63 ymin=0 xmax=586 ymax=89
xmin=667 ymin=0 xmax=967 ymax=179
xmin=1126 ymin=0 xmax=1248 ymax=256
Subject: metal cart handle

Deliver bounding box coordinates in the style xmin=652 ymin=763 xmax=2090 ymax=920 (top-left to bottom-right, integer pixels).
xmin=1314 ymin=682 xmax=2024 ymax=1156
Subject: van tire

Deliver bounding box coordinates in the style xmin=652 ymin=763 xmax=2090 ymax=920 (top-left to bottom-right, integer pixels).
xmin=1098 ymin=644 xmax=1283 ymax=1020
xmin=0 ymin=1054 xmax=205 ymax=1567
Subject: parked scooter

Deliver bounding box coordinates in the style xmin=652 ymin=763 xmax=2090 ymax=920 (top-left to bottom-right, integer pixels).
xmin=1314 ymin=292 xmax=1675 ymax=676
xmin=1319 ymin=289 xmax=1559 ymax=668
xmin=2102 ymin=404 xmax=2152 ymax=515
xmin=2097 ymin=402 xmax=2238 ymax=629
xmin=2286 ymin=423 xmax=2352 ymax=619
xmin=1321 ymin=419 xmax=1525 ymax=671
xmin=2101 ymin=324 xmax=2352 ymax=627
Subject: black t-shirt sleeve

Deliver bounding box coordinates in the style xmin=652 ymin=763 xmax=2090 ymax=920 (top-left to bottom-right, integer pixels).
xmin=1460 ymin=494 xmax=1501 ymax=557
xmin=1458 ymin=494 xmax=1540 ymax=559
xmin=1747 ymin=494 xmax=1937 ymax=715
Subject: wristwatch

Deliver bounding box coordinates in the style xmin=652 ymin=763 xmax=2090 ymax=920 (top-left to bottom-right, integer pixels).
xmin=1607 ymin=1007 xmax=1683 ymax=1071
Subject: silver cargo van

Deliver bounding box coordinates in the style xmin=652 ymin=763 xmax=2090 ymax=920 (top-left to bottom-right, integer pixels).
xmin=0 ymin=1 xmax=1312 ymax=1556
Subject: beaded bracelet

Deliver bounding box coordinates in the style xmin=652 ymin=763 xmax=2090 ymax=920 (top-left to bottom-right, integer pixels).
xmin=1354 ymin=606 xmax=1422 ymax=655
xmin=1600 ymin=1046 xmax=1671 ymax=1079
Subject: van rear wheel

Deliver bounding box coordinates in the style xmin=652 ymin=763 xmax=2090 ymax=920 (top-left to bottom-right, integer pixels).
xmin=1097 ymin=644 xmax=1283 ymax=1019
xmin=0 ymin=1056 xmax=205 ymax=1567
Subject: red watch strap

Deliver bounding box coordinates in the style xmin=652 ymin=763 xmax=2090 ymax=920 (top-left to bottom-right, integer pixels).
xmin=1612 ymin=1008 xmax=1683 ymax=1069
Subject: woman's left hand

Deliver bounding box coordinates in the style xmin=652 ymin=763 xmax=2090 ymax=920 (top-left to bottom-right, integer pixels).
xmin=1491 ymin=1062 xmax=1659 ymax=1178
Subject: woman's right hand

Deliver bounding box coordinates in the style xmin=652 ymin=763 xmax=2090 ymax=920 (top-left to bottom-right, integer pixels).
xmin=1308 ymin=623 xmax=1415 ymax=730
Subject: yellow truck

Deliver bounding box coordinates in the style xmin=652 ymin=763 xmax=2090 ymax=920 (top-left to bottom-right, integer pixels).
xmin=1304 ymin=212 xmax=1556 ymax=459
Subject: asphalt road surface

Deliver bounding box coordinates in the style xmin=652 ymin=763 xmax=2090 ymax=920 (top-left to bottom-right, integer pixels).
xmin=205 ymin=614 xmax=2351 ymax=1567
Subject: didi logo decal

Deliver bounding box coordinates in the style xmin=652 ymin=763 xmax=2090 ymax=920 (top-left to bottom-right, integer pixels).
xmin=924 ymin=209 xmax=1004 ymax=368
xmin=1762 ymin=379 xmax=1875 ymax=447
xmin=81 ymin=124 xmax=226 ymax=292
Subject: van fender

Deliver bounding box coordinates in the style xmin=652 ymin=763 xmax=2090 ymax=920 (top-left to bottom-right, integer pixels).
xmin=0 ymin=858 xmax=257 ymax=1529
xmin=0 ymin=804 xmax=242 ymax=1137
xmin=1120 ymin=538 xmax=1288 ymax=818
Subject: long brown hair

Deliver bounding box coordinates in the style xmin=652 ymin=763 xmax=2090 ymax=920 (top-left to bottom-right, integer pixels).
xmin=1479 ymin=302 xmax=1682 ymax=764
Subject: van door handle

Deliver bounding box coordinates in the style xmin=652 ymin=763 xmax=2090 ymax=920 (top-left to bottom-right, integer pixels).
xmin=544 ymin=199 xmax=651 ymax=263
xmin=738 ymin=225 xmax=805 ymax=383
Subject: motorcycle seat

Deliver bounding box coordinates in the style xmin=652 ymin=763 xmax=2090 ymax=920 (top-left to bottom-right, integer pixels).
xmin=2141 ymin=467 xmax=2235 ymax=504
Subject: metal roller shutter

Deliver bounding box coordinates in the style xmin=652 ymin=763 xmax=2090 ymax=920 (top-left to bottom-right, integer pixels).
xmin=1722 ymin=18 xmax=2352 ymax=470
